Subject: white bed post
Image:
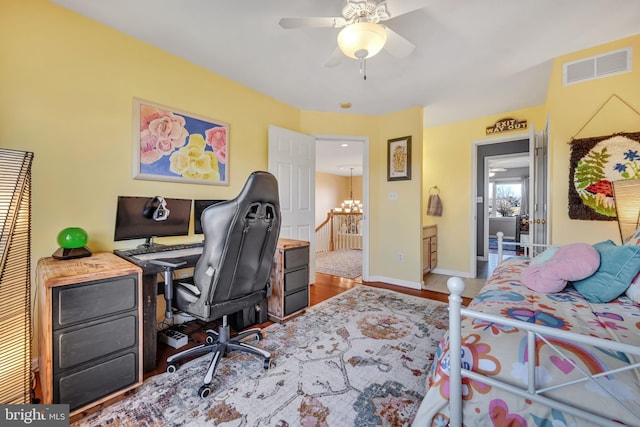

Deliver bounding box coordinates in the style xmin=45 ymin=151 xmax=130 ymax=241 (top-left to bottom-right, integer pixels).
xmin=447 ymin=277 xmax=466 ymax=427
xmin=496 ymin=231 xmax=504 ymax=262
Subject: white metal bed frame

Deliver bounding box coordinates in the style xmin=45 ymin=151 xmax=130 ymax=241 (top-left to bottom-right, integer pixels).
xmin=445 ymin=233 xmax=640 ymax=427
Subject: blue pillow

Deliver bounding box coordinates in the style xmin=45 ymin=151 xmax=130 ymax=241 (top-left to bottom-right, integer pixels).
xmin=529 ymin=246 xmax=559 ymax=265
xmin=572 ymin=240 xmax=640 ymax=303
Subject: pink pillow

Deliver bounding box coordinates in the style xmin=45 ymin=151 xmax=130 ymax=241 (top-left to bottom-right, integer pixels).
xmin=521 ymin=243 xmax=600 ymax=293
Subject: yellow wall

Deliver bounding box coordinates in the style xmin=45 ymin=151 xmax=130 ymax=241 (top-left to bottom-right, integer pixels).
xmin=423 ymin=106 xmax=547 ymax=274
xmin=546 ymin=34 xmax=640 ymax=245
xmin=1 ymin=0 xmax=299 ymax=264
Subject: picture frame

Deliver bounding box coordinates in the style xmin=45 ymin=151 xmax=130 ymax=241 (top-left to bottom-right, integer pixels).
xmin=132 ymin=98 xmax=229 ymax=185
xmin=387 ymin=136 xmax=412 ymax=181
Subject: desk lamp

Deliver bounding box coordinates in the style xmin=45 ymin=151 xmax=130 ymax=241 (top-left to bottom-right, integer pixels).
xmin=52 ymin=227 xmax=92 ymax=259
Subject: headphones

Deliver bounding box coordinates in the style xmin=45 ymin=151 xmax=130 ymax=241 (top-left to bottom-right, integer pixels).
xmin=143 ymin=196 xmax=170 ymax=221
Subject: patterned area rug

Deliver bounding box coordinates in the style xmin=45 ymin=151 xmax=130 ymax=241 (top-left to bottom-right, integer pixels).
xmin=73 ymin=286 xmax=448 ymax=427
xmin=315 ymin=249 xmax=362 ymax=278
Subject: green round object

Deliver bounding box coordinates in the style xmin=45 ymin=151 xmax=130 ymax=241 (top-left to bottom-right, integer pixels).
xmin=57 ymin=227 xmax=88 ymax=249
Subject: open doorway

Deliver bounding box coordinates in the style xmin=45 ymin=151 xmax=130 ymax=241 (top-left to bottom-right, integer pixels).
xmin=471 ymin=125 xmax=549 ymax=279
xmin=473 ymin=136 xmax=530 ymax=279
xmin=482 ymin=154 xmax=530 ymax=277
xmin=315 ymin=137 xmax=366 ymax=280
xmin=268 ymin=127 xmax=370 ymax=282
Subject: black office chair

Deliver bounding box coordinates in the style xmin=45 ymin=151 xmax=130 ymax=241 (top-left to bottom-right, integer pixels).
xmin=152 ymin=171 xmax=281 ymax=397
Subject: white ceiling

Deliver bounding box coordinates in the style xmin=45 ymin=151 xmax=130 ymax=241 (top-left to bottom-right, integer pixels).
xmin=490 ymin=155 xmax=530 ymax=170
xmin=50 ymin=0 xmax=640 ymax=175
xmin=316 ymin=139 xmax=364 ymax=176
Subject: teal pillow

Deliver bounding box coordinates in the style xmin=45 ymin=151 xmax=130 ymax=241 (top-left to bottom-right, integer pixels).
xmin=529 ymin=246 xmax=559 ymax=265
xmin=573 ymin=240 xmax=640 ymax=303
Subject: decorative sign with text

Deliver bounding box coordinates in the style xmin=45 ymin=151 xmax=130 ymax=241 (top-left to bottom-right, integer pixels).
xmin=486 ymin=117 xmax=528 ymax=135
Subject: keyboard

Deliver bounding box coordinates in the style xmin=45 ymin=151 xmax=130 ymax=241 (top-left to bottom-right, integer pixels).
xmin=119 ymin=242 xmax=204 ymax=261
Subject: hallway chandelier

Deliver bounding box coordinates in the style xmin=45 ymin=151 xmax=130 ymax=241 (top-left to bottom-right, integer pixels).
xmin=334 ymin=168 xmax=363 ymax=213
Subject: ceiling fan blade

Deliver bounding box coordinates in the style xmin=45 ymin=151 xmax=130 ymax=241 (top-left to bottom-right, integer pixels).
xmin=380 ymin=0 xmax=430 ymax=19
xmin=383 ymin=27 xmax=415 ymax=58
xmin=279 ymin=17 xmax=346 ymax=29
xmin=324 ymin=47 xmax=344 ymax=68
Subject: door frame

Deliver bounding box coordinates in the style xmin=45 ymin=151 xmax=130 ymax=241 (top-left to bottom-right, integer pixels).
xmin=470 ymin=130 xmax=533 ymax=278
xmin=313 ymin=133 xmax=370 ymax=281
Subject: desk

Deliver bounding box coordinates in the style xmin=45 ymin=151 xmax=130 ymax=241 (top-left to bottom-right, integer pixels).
xmin=115 ymin=238 xmax=310 ymax=373
xmin=114 ymin=248 xmax=201 ymax=373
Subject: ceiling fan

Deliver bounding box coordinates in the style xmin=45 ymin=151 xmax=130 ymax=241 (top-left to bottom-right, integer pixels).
xmin=279 ymin=0 xmax=427 ymax=67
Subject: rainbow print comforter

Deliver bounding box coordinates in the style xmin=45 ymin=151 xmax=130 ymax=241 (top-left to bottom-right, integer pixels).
xmin=414 ymin=256 xmax=640 ymax=427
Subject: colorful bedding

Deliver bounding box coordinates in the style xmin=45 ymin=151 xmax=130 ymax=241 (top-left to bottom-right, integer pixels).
xmin=413 ymin=256 xmax=640 ymax=427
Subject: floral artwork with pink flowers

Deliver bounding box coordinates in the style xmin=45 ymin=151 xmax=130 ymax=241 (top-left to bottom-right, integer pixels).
xmin=133 ymin=98 xmax=229 ymax=185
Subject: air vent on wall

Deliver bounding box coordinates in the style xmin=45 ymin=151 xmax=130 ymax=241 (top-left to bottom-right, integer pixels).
xmin=563 ymin=47 xmax=632 ymax=86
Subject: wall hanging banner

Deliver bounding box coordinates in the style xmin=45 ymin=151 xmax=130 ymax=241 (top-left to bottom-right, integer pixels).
xmin=568 ymin=131 xmax=640 ymax=220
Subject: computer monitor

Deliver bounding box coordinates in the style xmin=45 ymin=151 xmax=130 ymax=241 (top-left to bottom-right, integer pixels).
xmin=114 ymin=196 xmax=192 ymax=247
xmin=193 ymin=199 xmax=226 ymax=234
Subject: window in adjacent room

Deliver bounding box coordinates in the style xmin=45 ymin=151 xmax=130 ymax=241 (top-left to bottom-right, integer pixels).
xmin=488 ymin=180 xmax=522 ymax=217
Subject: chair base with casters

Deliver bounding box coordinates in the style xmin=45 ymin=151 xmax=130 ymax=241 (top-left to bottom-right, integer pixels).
xmin=166 ymin=314 xmax=271 ymax=398
xmin=151 ymin=258 xmax=272 ymax=398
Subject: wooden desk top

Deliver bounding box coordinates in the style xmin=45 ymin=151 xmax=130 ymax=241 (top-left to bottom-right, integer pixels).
xmin=276 ymin=238 xmax=309 ymax=250
xmin=37 ymin=252 xmax=141 ymax=288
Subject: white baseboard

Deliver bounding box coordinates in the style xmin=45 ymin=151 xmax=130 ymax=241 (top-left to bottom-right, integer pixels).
xmin=430 ymin=267 xmax=474 ymax=279
xmin=365 ymin=276 xmax=422 ymax=290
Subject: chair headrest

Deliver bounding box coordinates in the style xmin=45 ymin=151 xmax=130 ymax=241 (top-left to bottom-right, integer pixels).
xmin=236 ymin=171 xmax=280 ymax=208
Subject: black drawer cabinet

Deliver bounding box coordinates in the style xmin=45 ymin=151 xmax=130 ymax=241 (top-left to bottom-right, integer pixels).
xmin=38 ymin=253 xmax=143 ymax=418
xmin=268 ymin=239 xmax=310 ymax=322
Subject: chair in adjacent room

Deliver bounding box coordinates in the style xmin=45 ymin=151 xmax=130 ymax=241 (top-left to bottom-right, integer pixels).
xmin=152 ymin=171 xmax=281 ymax=397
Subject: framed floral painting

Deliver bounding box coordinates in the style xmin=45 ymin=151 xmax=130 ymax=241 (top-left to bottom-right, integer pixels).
xmin=387 ymin=136 xmax=412 ymax=181
xmin=132 ymin=98 xmax=229 ymax=185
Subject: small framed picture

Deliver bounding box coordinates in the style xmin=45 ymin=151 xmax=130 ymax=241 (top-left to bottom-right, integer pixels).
xmin=387 ymin=136 xmax=411 ymax=181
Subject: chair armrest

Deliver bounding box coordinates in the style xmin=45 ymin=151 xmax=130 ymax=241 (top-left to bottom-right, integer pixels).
xmin=149 ymin=259 xmax=187 ymax=269
xmin=150 ymin=259 xmax=187 ymax=319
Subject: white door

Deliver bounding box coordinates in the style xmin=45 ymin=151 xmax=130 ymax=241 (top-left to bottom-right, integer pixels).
xmin=530 ymin=122 xmax=550 ymax=247
xmin=268 ymin=125 xmax=316 ymax=279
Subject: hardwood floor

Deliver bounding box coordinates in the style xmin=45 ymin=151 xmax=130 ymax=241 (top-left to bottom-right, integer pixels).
xmin=38 ymin=272 xmax=470 ymax=422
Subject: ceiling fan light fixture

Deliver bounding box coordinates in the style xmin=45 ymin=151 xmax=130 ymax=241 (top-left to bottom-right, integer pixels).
xmin=337 ymin=22 xmax=387 ymax=60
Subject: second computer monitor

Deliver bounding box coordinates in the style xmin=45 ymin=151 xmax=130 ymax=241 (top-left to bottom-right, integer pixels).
xmin=193 ymin=199 xmax=226 ymax=234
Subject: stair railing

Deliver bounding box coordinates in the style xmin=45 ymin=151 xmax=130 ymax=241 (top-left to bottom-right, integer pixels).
xmin=315 ymin=211 xmax=363 ymax=253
